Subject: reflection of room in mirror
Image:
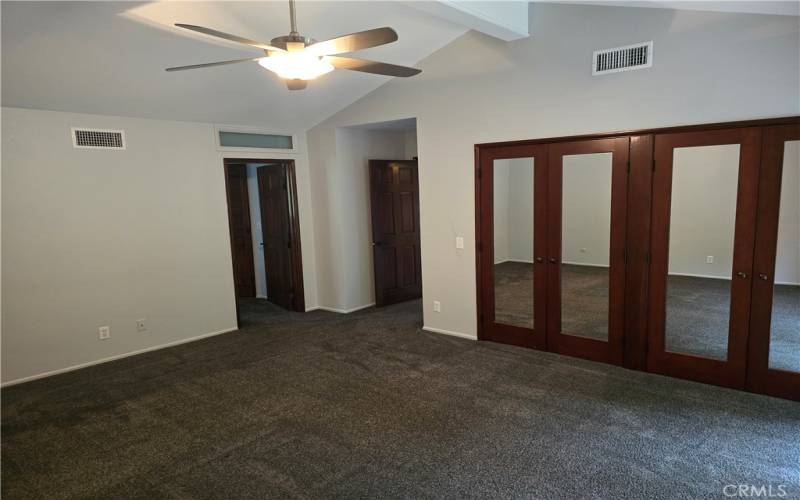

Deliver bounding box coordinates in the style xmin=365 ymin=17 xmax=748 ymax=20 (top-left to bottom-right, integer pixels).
xmin=769 ymin=140 xmax=800 ymax=372
xmin=561 ymin=153 xmax=612 ymax=341
xmin=665 ymin=145 xmax=739 ymax=361
xmin=493 ymin=158 xmax=534 ymax=328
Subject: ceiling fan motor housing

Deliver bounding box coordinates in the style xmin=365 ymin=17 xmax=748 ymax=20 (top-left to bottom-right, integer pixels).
xmin=270 ymin=34 xmax=316 ymax=52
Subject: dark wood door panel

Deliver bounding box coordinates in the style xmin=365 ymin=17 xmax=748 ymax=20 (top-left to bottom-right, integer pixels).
xmin=546 ymin=137 xmax=629 ymax=365
xmin=224 ymin=163 xmax=256 ymax=298
xmin=747 ymin=124 xmax=800 ymax=401
xmin=476 ymin=144 xmax=548 ymax=350
xmin=647 ymin=127 xmax=761 ymax=389
xmin=258 ymin=164 xmax=294 ymax=311
xmin=370 ymin=160 xmax=422 ymax=306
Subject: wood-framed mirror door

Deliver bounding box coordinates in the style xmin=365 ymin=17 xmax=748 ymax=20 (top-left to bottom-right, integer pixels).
xmin=546 ymin=137 xmax=629 ymax=365
xmin=647 ymin=128 xmax=761 ymax=389
xmin=477 ymin=144 xmax=548 ymax=349
xmin=746 ymin=124 xmax=800 ymax=401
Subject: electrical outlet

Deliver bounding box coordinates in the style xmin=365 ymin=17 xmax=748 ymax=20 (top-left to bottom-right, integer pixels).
xmin=98 ymin=326 xmax=110 ymax=340
xmin=136 ymin=318 xmax=147 ymax=332
xmin=706 ymin=256 xmax=714 ymax=264
xmin=433 ymin=301 xmax=441 ymax=313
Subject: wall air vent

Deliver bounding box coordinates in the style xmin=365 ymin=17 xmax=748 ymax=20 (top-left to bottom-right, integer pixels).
xmin=71 ymin=128 xmax=126 ymax=150
xmin=593 ymin=41 xmax=653 ymax=75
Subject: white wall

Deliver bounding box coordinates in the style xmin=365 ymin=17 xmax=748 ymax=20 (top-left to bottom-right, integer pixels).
xmin=308 ymin=127 xmax=409 ymax=312
xmin=562 ymin=153 xmax=614 ymax=267
xmin=776 ymin=140 xmax=800 ymax=285
xmin=493 ymin=159 xmax=510 ymax=263
xmin=493 ymin=158 xmax=533 ymax=263
xmin=669 ymin=145 xmax=740 ymax=278
xmin=306 ymin=3 xmax=800 ymax=339
xmin=246 ymin=163 xmax=267 ymax=298
xmin=404 ymin=130 xmax=419 ymax=159
xmin=1 ymin=107 xmax=318 ymax=384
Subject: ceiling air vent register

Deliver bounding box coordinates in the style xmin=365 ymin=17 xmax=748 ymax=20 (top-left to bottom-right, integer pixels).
xmin=72 ymin=128 xmax=126 ymax=150
xmin=593 ymin=41 xmax=653 ymax=75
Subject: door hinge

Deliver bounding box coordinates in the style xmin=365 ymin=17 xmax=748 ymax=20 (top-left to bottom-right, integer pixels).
xmin=645 ymin=252 xmax=651 ymax=264
xmin=652 ymin=159 xmax=656 ymax=171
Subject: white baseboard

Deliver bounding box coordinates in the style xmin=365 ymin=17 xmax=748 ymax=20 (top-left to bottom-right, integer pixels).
xmin=1 ymin=326 xmax=238 ymax=388
xmin=422 ymin=326 xmax=476 ymax=341
xmin=256 ymin=295 xmax=268 ymax=299
xmin=562 ymin=260 xmax=610 ymax=268
xmin=667 ymin=271 xmax=731 ymax=281
xmin=495 ymin=259 xmax=534 ymax=265
xmin=307 ymin=303 xmax=375 ymax=314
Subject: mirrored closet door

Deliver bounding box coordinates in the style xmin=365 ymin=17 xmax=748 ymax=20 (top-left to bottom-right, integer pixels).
xmin=747 ymin=124 xmax=800 ymax=401
xmin=546 ymin=137 xmax=629 ymax=364
xmin=478 ymin=145 xmax=548 ymax=349
xmin=647 ymin=128 xmax=761 ymax=388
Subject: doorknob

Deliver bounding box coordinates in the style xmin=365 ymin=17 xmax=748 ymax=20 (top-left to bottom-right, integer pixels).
xmin=535 ymin=257 xmax=544 ymax=263
xmin=758 ymin=273 xmax=769 ymax=281
xmin=549 ymin=258 xmax=558 ymax=264
xmin=736 ymin=271 xmax=748 ymax=279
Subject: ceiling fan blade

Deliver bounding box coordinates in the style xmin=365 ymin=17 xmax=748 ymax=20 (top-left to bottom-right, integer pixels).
xmin=327 ymin=56 xmax=421 ymax=77
xmin=286 ymin=79 xmax=308 ymax=90
xmin=166 ymin=57 xmax=262 ymax=72
xmin=175 ymin=24 xmax=284 ymax=52
xmin=306 ymin=27 xmax=397 ymax=56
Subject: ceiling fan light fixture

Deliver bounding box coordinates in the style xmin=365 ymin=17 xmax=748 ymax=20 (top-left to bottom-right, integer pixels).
xmin=258 ymin=52 xmax=334 ymax=80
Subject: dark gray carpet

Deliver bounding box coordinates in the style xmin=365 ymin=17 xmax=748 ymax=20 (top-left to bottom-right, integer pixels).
xmin=493 ymin=262 xmax=800 ymax=371
xmin=3 ymin=298 xmax=800 ymax=500
xmin=493 ymin=262 xmax=611 ymax=339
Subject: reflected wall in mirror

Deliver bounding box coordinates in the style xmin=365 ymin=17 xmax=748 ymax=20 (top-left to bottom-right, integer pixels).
xmin=561 ymin=153 xmax=612 ymax=340
xmin=769 ymin=140 xmax=800 ymax=372
xmin=665 ymin=144 xmax=740 ymax=360
xmin=493 ymin=158 xmax=534 ymax=328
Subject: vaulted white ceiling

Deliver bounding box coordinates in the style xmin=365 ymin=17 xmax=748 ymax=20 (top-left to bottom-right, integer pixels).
xmin=1 ymin=1 xmax=468 ymax=130
xmin=3 ymin=1 xmax=796 ymax=131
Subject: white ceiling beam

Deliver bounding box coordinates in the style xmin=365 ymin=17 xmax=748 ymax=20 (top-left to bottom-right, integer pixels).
xmin=406 ymin=1 xmax=530 ymax=41
xmin=544 ymin=1 xmax=800 ymax=17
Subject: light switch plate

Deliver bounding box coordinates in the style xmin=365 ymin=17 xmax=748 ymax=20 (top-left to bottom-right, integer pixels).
xmin=455 ymin=237 xmax=464 ymax=249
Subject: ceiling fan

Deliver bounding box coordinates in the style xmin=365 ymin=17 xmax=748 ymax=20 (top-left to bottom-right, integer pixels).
xmin=166 ymin=0 xmax=422 ymax=90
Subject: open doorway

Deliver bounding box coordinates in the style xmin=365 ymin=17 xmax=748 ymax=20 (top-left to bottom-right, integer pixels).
xmin=223 ymin=158 xmax=305 ymax=327
xmin=340 ymin=117 xmax=421 ymax=307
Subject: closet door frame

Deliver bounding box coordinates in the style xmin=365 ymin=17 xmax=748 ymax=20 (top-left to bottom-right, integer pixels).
xmin=647 ymin=127 xmax=761 ymax=389
xmin=746 ymin=124 xmax=800 ymax=401
xmin=546 ymin=137 xmax=629 ymax=365
xmin=475 ymin=116 xmax=799 ymax=400
xmin=476 ymin=144 xmax=549 ymax=349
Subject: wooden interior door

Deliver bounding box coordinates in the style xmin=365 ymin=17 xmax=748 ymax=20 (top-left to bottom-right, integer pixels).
xmin=369 ymin=160 xmax=422 ymax=306
xmin=546 ymin=137 xmax=629 ymax=364
xmin=647 ymin=128 xmax=761 ymax=388
xmin=224 ymin=163 xmax=256 ymax=298
xmin=747 ymin=124 xmax=800 ymax=401
xmin=258 ymin=164 xmax=295 ymax=310
xmin=477 ymin=144 xmax=548 ymax=349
